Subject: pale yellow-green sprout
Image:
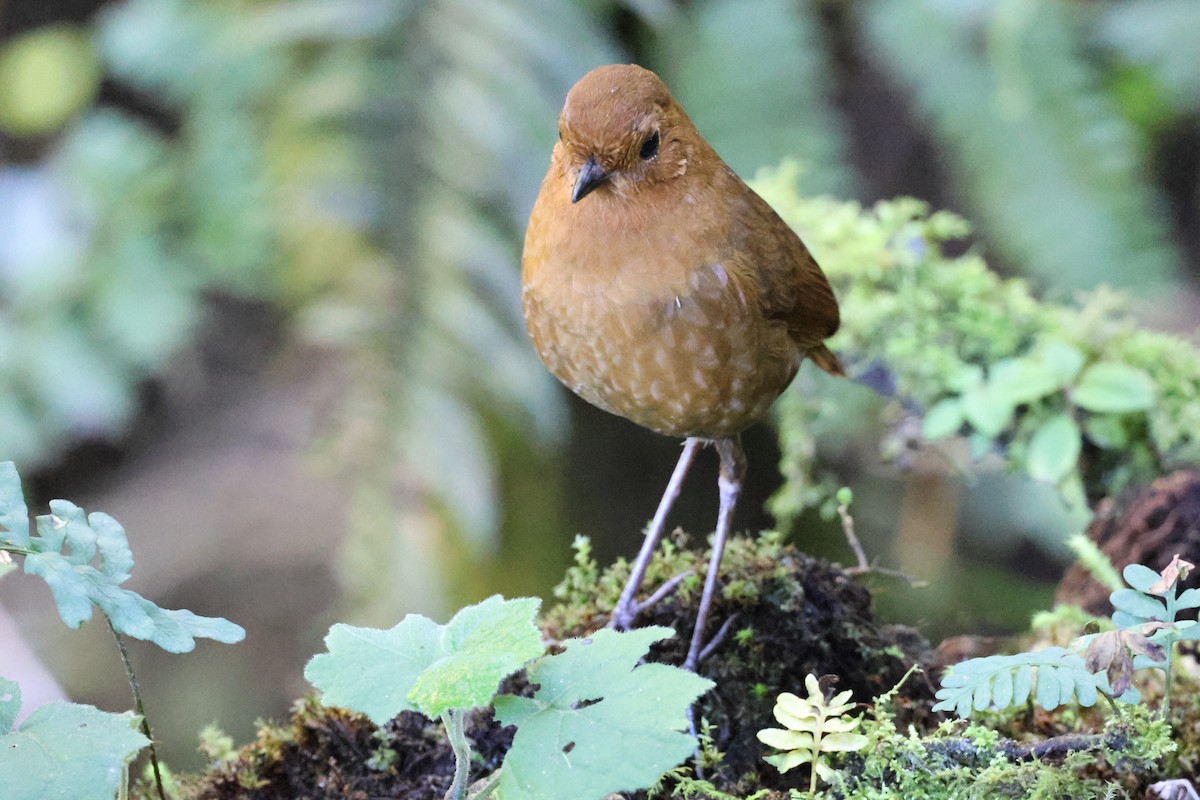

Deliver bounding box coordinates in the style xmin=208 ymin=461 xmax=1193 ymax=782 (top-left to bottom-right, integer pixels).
xmin=756 ymin=674 xmax=869 ymax=796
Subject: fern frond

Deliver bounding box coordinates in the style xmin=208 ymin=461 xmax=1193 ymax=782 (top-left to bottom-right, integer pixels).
xmin=863 ymin=0 xmax=1178 ymax=294
xmin=933 ymin=647 xmax=1106 ymax=718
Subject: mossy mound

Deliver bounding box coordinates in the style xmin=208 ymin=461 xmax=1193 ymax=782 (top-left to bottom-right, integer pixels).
xmin=544 ymin=530 xmax=938 ymax=793
xmin=147 ymin=531 xmax=937 ymax=798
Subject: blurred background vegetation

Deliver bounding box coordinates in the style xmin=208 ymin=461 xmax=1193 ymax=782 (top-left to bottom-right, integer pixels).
xmin=0 ymin=0 xmax=1197 ymax=769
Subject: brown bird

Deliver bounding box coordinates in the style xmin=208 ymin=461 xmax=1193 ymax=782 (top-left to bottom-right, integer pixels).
xmin=522 ymin=64 xmax=843 ymax=671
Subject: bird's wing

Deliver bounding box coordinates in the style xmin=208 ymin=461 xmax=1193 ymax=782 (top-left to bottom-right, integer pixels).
xmin=724 ymin=172 xmax=841 ymax=352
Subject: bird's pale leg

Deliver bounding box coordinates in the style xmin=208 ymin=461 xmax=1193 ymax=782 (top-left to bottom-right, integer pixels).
xmin=609 ymin=437 xmax=703 ymax=630
xmin=684 ymin=436 xmax=746 ymax=672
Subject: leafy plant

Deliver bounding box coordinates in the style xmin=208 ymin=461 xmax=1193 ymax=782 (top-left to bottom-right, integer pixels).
xmin=0 ymin=678 xmax=149 ymax=800
xmin=1098 ymin=555 xmax=1200 ymax=712
xmin=0 ymin=462 xmax=244 ymax=653
xmin=935 ymin=555 xmax=1200 ymax=719
xmin=0 ymin=461 xmax=245 ymax=800
xmin=757 ymin=674 xmax=868 ymax=796
xmin=306 ymin=595 xmax=544 ymax=800
xmin=306 ymin=597 xmax=712 ymax=800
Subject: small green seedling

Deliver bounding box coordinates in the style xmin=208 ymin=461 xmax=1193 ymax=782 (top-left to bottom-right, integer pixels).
xmin=757 ymin=673 xmax=868 ymax=796
xmin=306 ymin=597 xmax=712 ymax=800
xmin=935 ymin=554 xmax=1199 ymax=719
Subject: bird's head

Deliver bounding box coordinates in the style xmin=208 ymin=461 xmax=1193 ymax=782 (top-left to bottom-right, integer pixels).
xmin=556 ymin=64 xmax=696 ymax=204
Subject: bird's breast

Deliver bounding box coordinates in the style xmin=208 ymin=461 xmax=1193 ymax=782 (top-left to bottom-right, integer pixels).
xmin=522 ymin=207 xmax=802 ymax=438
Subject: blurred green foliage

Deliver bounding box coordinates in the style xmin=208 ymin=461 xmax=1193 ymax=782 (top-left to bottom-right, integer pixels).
xmin=863 ymin=0 xmax=1182 ymax=295
xmin=757 ymin=163 xmax=1200 ymax=531
xmin=0 ymin=25 xmax=99 ymax=136
xmin=0 ymin=0 xmax=1196 ymax=617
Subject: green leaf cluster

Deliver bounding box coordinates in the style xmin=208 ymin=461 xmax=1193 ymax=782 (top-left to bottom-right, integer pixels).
xmin=755 ymin=165 xmax=1200 ymax=525
xmin=307 ymin=598 xmax=712 ymax=799
xmin=1098 ymin=559 xmax=1200 ymax=710
xmin=1110 ymin=562 xmax=1200 ymax=634
xmin=0 ymin=461 xmax=245 ymax=652
xmin=0 ymin=678 xmax=150 ymax=800
xmin=305 ymin=595 xmax=544 ymax=723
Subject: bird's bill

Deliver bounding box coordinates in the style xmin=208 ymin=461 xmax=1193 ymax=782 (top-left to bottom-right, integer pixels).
xmin=572 ymin=156 xmax=609 ymax=203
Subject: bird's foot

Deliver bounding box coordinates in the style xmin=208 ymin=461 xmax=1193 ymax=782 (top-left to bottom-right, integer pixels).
xmin=607 ymin=570 xmax=694 ymax=631
xmin=683 ymin=613 xmax=738 ymax=673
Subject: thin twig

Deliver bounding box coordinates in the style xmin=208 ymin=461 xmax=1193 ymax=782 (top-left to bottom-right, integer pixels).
xmin=697 ymin=614 xmax=739 ymax=665
xmin=836 ymin=502 xmax=925 ymax=585
xmin=641 ymin=570 xmax=694 ymax=609
xmin=107 ymin=619 xmax=166 ymax=800
xmin=836 ymin=500 xmax=870 ymax=573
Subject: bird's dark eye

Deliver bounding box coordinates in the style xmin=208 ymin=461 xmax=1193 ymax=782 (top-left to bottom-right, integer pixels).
xmin=639 ymin=131 xmax=660 ymax=160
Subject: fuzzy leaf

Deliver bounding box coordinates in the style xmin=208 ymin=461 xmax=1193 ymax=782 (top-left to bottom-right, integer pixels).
xmin=1041 ymin=341 xmax=1086 ymax=385
xmin=5 ymin=484 xmax=245 ymax=653
xmin=1110 ymin=588 xmax=1167 ymax=621
xmin=1072 ymin=362 xmax=1157 ymax=413
xmin=1084 ymin=414 xmax=1130 ymax=449
xmin=922 ymin=398 xmax=964 ymax=440
xmin=822 ymin=731 xmax=870 ymax=751
xmin=1025 ymin=413 xmax=1082 ymax=483
xmin=0 ymin=697 xmax=149 ymax=800
xmin=988 ymin=357 xmax=1063 ymax=406
xmin=1123 ymin=563 xmax=1163 ymax=593
xmin=306 ymin=595 xmax=542 ymax=723
xmin=1177 ymin=588 xmax=1200 ymax=611
xmin=960 ymin=385 xmax=1014 ymax=438
xmin=493 ymin=627 xmax=712 ymax=800
xmin=0 ymin=462 xmax=30 ymax=547
xmin=0 ymin=678 xmax=18 ymax=732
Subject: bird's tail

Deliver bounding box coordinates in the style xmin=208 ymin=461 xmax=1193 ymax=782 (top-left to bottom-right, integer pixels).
xmin=808 ymin=344 xmax=846 ymax=377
